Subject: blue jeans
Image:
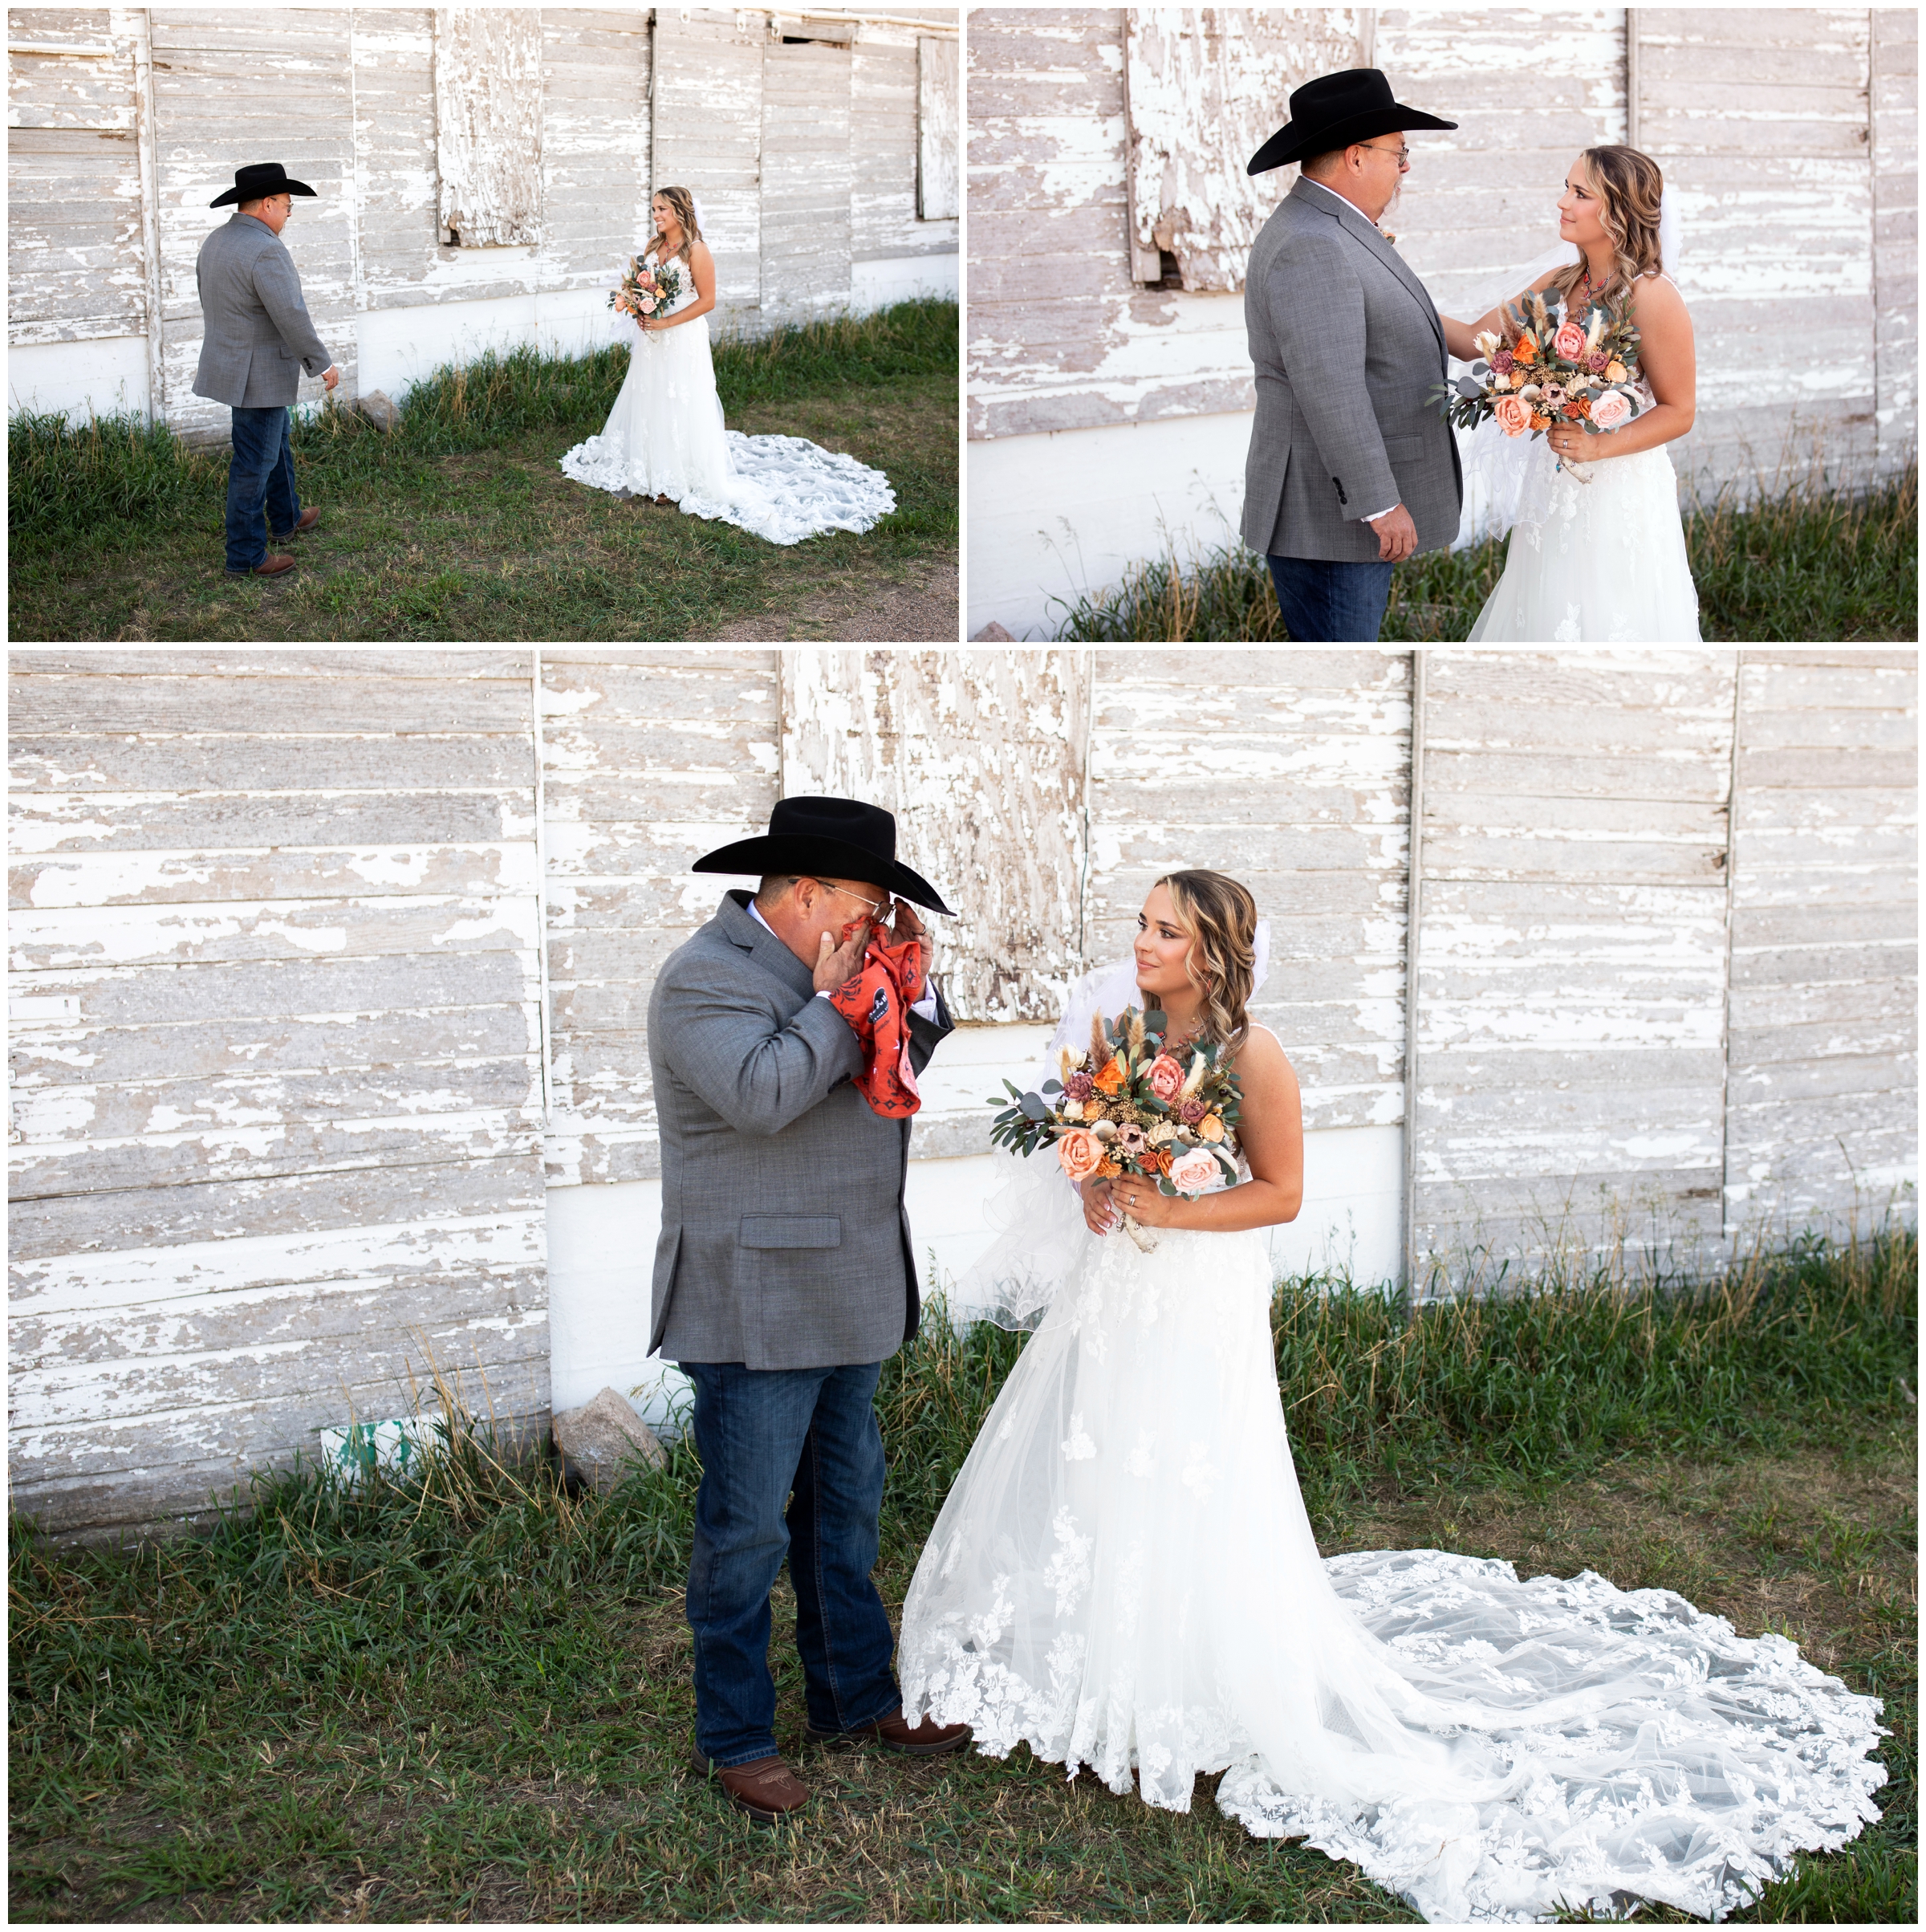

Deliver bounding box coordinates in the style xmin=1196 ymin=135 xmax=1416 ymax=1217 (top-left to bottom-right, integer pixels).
xmin=681 ymin=1360 xmax=899 ymax=1767
xmin=1267 ymin=554 xmax=1396 ymax=642
xmin=225 ymin=405 xmax=301 ymax=571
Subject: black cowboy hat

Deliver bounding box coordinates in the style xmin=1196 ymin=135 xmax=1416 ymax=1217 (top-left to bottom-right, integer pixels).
xmin=210 ymin=161 xmax=319 ymax=209
xmin=693 ymin=795 xmax=955 ymax=917
xmin=1248 ymin=67 xmax=1456 ymax=176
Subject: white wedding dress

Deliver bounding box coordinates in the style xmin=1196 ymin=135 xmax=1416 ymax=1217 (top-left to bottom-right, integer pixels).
xmin=900 ymin=1017 xmax=1885 ymax=1922
xmin=1463 ymin=283 xmax=1701 ymax=642
xmin=558 ymin=250 xmax=896 ymax=546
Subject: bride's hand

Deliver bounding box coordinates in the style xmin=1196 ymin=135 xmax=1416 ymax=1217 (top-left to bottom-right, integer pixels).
xmin=1079 ymin=1177 xmax=1119 ymax=1236
xmin=1550 ymin=423 xmax=1601 ymax=463
xmin=1111 ymin=1175 xmax=1180 ymax=1228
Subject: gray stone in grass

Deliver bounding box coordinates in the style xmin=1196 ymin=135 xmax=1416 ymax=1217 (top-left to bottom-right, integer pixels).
xmin=356 ymin=388 xmax=400 ymax=433
xmin=552 ymin=1386 xmax=665 ymax=1493
xmin=970 ymin=620 xmax=1014 ymax=641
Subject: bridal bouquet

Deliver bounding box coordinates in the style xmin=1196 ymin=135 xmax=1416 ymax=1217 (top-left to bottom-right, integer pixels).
xmin=989 ymin=1007 xmax=1242 ymax=1252
xmin=1434 ymin=288 xmax=1644 ymax=467
xmin=608 ymin=255 xmax=683 ymax=322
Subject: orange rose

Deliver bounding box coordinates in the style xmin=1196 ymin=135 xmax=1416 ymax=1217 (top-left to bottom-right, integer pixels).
xmin=1530 ymin=413 xmax=1552 ymax=432
xmin=1514 ymin=331 xmax=1538 ymax=364
xmin=1092 ymin=1058 xmax=1125 ymax=1096
xmin=1095 ymin=1153 xmax=1122 ymax=1178
xmin=1569 ymin=395 xmax=1591 ymax=418
xmin=1056 ymin=1129 xmax=1102 ymax=1183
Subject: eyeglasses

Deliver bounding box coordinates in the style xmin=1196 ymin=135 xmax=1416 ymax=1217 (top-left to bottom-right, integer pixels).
xmin=1361 ymin=142 xmax=1411 ymax=168
xmin=808 ymin=879 xmax=890 ymax=919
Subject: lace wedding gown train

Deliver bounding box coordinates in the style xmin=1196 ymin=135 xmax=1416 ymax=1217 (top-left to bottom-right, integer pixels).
xmin=559 ymin=257 xmax=895 ymax=547
xmin=899 ymin=1214 xmax=1886 ymax=1922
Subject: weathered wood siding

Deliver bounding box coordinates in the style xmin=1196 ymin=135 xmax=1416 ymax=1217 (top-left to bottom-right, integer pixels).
xmin=762 ymin=38 xmax=853 ymax=322
xmin=433 ymin=6 xmax=544 ymax=247
xmin=6 ymin=11 xmax=147 ymax=349
xmin=1410 ymin=652 xmax=1736 ymax=1285
xmin=781 ymin=651 xmax=1088 ymax=1030
xmin=1124 ymin=7 xmax=1363 ymax=290
xmin=1872 ymin=7 xmax=1918 ymax=478
xmin=968 ymin=6 xmax=1255 ymax=440
xmin=1635 ymin=7 xmax=1879 ymax=486
xmin=8 ymin=653 xmax=548 ymax=1538
xmin=1085 ymin=650 xmax=1413 ymax=1138
xmin=539 ymin=650 xmax=782 ymax=1189
xmin=856 ymin=20 xmax=953 ymax=261
xmin=1724 ymin=652 xmax=1918 ymax=1240
xmin=917 ymin=33 xmax=960 ymax=221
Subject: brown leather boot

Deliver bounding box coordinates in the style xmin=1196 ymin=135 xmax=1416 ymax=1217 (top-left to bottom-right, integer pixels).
xmin=805 ymin=1707 xmax=971 ymax=1755
xmin=226 ymin=553 xmax=295 ymax=578
xmin=688 ymin=1749 xmax=810 ymax=1824
xmin=272 ymin=506 xmax=322 ymax=539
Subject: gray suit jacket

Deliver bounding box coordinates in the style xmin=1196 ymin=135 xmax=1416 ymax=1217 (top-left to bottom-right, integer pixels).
xmin=191 ymin=214 xmax=335 ymax=409
xmin=1241 ymin=177 xmax=1462 ymax=562
xmin=648 ymin=890 xmax=955 ymax=1370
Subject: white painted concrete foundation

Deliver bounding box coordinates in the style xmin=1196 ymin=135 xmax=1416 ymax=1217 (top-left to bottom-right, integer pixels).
xmin=546 ymin=1121 xmax=1405 ymax=1436
xmin=966 ymin=408 xmax=1256 ymax=641
xmin=8 ymin=336 xmax=152 ymax=426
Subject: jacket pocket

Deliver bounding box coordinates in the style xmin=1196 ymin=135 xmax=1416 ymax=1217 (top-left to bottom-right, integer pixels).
xmin=1384 ymin=433 xmax=1426 ymax=463
xmin=739 ymin=1214 xmax=842 ymax=1249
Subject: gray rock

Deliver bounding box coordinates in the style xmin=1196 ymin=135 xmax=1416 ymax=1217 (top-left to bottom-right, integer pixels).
xmin=356 ymin=388 xmax=400 ymax=433
xmin=970 ymin=620 xmax=1015 ymax=641
xmin=551 ymin=1386 xmax=665 ymax=1493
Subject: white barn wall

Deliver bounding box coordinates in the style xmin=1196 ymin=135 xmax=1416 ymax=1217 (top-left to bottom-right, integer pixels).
xmin=6 ymin=6 xmax=960 ymax=433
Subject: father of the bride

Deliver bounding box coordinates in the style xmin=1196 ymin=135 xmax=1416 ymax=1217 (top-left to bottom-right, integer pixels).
xmin=193 ymin=161 xmax=339 ymax=579
xmin=648 ymin=796 xmax=970 ymax=1825
xmin=1241 ymin=69 xmax=1465 ymax=642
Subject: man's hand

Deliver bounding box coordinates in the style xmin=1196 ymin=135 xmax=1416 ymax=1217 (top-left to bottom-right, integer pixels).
xmin=886 ymin=896 xmax=933 ymax=985
xmin=1371 ymin=502 xmax=1416 ymax=562
xmin=321 ymin=364 xmax=340 ymax=393
xmin=812 ymin=921 xmax=872 ymax=994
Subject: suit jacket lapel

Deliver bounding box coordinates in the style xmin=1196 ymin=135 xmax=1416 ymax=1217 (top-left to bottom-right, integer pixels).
xmin=718 ymin=889 xmax=815 ymax=1001
xmin=1289 ymin=177 xmax=1444 ymax=364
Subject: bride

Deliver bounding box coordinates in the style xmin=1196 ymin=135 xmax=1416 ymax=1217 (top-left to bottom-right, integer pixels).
xmin=1440 ymin=146 xmax=1702 ymax=641
xmin=559 ymin=186 xmax=896 ymax=546
xmin=899 ymin=868 xmax=1886 ymax=1923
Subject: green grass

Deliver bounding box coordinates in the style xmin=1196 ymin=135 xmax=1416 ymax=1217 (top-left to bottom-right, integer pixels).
xmin=10 ymin=1219 xmax=1915 ymax=1922
xmin=1050 ymin=461 xmax=1918 ymax=641
xmin=6 ymin=299 xmax=958 ymax=643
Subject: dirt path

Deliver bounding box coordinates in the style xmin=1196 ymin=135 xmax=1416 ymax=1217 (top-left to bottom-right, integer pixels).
xmin=696 ymin=547 xmax=957 ymax=641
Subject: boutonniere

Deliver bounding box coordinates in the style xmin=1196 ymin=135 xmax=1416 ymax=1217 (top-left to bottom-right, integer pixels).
xmin=1379 ymin=227 xmax=1398 ymax=246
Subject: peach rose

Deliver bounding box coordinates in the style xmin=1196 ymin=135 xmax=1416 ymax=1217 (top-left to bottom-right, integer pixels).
xmin=1056 ymin=1129 xmax=1102 ymax=1182
xmin=1197 ymin=1112 xmax=1225 ymax=1142
xmin=1168 ymin=1145 xmax=1227 ymax=1196
xmin=1605 ymin=359 xmax=1627 ymax=383
xmin=1589 ymin=388 xmax=1634 ymax=431
xmin=1492 ymin=394 xmax=1533 ymax=437
xmin=1553 ymin=321 xmax=1587 ymax=361
xmin=1146 ymin=1052 xmax=1184 ymax=1101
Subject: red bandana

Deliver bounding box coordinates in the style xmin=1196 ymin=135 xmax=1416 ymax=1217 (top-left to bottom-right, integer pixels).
xmin=827 ymin=925 xmax=926 ymax=1118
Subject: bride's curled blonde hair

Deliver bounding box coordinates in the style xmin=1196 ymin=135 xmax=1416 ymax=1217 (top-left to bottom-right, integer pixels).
xmin=651 ymin=185 xmax=701 ymax=262
xmin=1155 ymin=869 xmax=1259 ymax=1053
xmin=1545 ymin=144 xmax=1665 ymax=311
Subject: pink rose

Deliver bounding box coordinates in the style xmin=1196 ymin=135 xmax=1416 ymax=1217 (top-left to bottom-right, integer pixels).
xmin=1057 ymin=1129 xmax=1102 ymax=1183
xmin=1168 ymin=1145 xmax=1227 ymax=1197
xmin=1589 ymin=388 xmax=1634 ymax=431
xmin=1586 ymin=352 xmax=1608 ymax=373
xmin=1177 ymin=1096 xmax=1208 ymax=1126
xmin=1146 ymin=1052 xmax=1184 ymax=1100
xmin=1064 ymin=1071 xmax=1095 ymax=1100
xmin=1492 ymin=393 xmax=1533 ymax=437
xmin=1553 ymin=322 xmax=1587 ymax=361
xmin=640 ymin=296 xmax=657 ymax=314
xmin=1490 ymin=349 xmax=1516 ymax=374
